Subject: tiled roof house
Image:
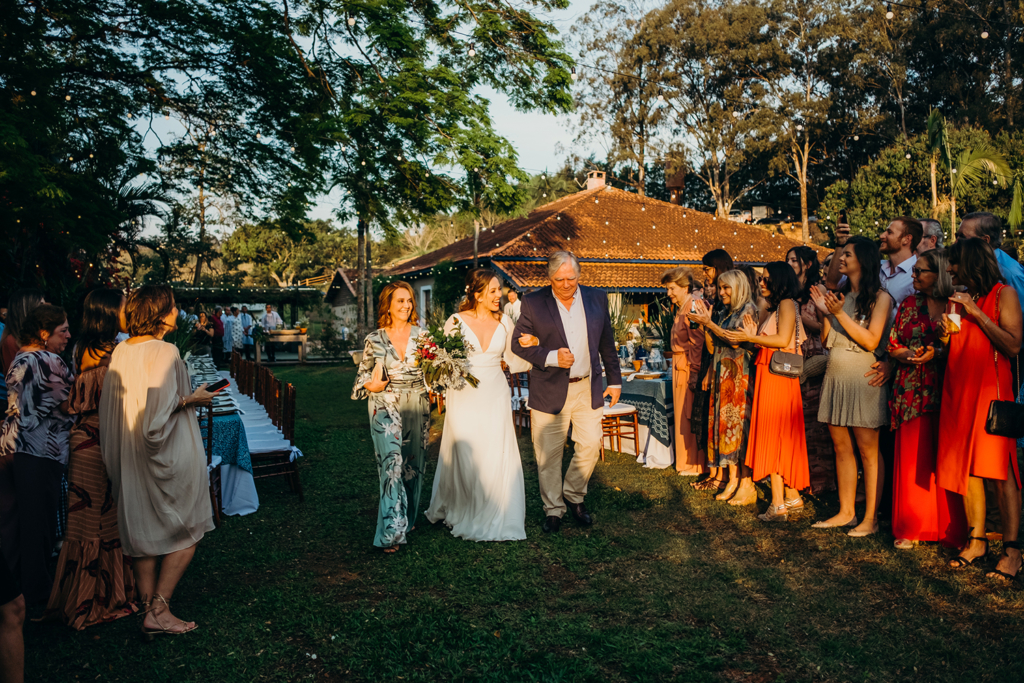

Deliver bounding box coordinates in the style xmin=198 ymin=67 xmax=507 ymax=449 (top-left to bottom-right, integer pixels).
xmin=387 ymin=172 xmax=829 ymax=312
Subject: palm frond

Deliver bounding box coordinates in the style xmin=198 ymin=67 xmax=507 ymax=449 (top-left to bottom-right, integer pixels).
xmin=1009 ymin=178 xmax=1023 ymax=231
xmin=926 ymin=108 xmax=949 ymax=166
xmin=949 ymin=144 xmax=1012 ymax=199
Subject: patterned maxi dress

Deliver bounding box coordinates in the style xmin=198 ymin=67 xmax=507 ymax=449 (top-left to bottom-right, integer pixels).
xmin=351 ymin=328 xmax=430 ymax=548
xmin=887 ymin=294 xmax=963 ymax=545
xmin=706 ymin=303 xmax=758 ymax=468
xmin=45 ymin=356 xmax=137 ymax=628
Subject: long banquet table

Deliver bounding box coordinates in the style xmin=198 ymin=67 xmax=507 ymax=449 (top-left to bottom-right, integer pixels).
xmin=603 ymin=373 xmax=675 ymax=469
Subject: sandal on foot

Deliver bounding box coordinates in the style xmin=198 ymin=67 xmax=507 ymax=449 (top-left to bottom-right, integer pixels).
xmin=986 ymin=540 xmax=1022 ymax=582
xmin=141 ymin=595 xmax=198 ymax=641
xmin=382 ymin=545 xmax=400 ymax=554
xmin=949 ymin=535 xmax=989 ymax=569
xmin=893 ymin=538 xmax=918 ymax=550
xmin=811 ymin=516 xmax=858 ymax=529
xmin=783 ymin=497 xmax=805 ymax=512
xmin=757 ymin=504 xmax=788 ymax=523
xmin=692 ymin=478 xmax=724 ymax=491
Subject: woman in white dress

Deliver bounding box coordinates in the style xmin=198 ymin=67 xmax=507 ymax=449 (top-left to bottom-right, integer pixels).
xmin=425 ymin=269 xmax=532 ymax=541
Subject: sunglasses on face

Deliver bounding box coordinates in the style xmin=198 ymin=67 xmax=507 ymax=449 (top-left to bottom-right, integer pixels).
xmin=757 ymin=276 xmax=771 ymax=284
xmin=911 ymin=267 xmax=936 ymax=276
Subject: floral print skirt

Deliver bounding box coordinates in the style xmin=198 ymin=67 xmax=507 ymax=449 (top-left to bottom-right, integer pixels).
xmin=368 ymin=389 xmax=430 ymax=548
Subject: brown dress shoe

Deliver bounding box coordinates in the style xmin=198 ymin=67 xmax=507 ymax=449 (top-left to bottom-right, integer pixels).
xmin=568 ymin=502 xmax=592 ymax=526
xmin=542 ymin=516 xmax=561 ymax=533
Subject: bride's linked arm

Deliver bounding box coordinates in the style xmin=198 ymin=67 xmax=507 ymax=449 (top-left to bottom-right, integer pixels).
xmin=511 ymin=298 xmax=553 ymax=369
xmin=502 ymin=316 xmax=532 ymax=374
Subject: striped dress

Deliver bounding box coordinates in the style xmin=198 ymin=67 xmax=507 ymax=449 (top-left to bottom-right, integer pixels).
xmin=45 ymin=355 xmax=137 ymax=629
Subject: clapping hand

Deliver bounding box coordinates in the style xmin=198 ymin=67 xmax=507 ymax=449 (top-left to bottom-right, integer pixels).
xmin=723 ymin=314 xmax=758 ymax=344
xmin=906 ymin=346 xmax=936 ymax=365
xmin=687 ymin=298 xmax=713 ymax=327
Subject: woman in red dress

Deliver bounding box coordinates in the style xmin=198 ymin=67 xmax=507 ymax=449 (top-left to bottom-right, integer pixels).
xmin=887 ymin=249 xmax=963 ymax=549
xmin=937 ymin=238 xmax=1022 ymax=581
xmin=726 ymin=262 xmax=809 ymax=522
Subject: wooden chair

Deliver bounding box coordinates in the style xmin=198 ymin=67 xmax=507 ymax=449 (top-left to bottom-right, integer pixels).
xmin=250 ymin=382 xmax=304 ymax=501
xmin=510 ymin=372 xmax=530 ymax=436
xmin=601 ymin=403 xmax=639 ymax=461
xmin=198 ymin=405 xmax=223 ymax=527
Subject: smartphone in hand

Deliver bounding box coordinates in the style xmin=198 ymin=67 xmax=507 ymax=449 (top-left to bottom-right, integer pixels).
xmin=207 ymin=378 xmax=230 ymax=393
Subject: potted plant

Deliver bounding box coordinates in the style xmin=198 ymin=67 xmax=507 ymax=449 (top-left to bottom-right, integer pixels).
xmin=296 ymin=317 xmax=310 ymax=334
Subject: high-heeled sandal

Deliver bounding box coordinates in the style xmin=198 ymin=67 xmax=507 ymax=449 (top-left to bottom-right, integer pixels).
xmin=692 ymin=478 xmax=725 ymax=492
xmin=757 ymin=504 xmax=788 ymax=523
xmin=141 ymin=594 xmax=198 ymax=641
xmin=986 ymin=540 xmax=1022 ymax=582
xmin=783 ymin=497 xmax=805 ymax=512
xmin=949 ymin=534 xmax=989 ymax=569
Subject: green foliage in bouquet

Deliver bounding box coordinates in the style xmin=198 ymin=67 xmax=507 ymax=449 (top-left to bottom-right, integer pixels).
xmin=414 ymin=324 xmax=480 ymax=390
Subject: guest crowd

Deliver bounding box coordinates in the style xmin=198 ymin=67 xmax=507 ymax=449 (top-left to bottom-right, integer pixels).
xmin=666 ymin=211 xmax=1022 ymax=584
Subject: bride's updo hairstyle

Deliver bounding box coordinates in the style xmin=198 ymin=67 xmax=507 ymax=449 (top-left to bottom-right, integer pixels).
xmin=377 ymin=281 xmax=419 ymax=328
xmin=459 ymin=268 xmax=502 ymax=321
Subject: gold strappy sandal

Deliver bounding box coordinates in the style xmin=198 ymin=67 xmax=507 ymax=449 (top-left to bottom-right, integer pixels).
xmin=141 ymin=594 xmax=198 ymax=641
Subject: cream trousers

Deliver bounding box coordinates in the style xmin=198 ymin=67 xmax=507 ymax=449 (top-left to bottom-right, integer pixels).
xmin=531 ymin=377 xmax=604 ymax=517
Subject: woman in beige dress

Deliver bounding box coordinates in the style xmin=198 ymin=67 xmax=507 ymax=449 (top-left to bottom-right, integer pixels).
xmin=100 ymin=285 xmax=217 ymax=639
xmin=661 ymin=267 xmax=705 ymax=476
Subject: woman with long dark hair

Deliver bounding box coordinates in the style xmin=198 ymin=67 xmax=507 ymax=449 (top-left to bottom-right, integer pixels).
xmin=787 ymin=246 xmax=836 ymax=495
xmin=726 ymin=262 xmax=809 ymax=521
xmin=937 ymin=238 xmax=1022 ymax=581
xmin=425 ymin=268 xmax=531 ymax=541
xmin=351 ymin=281 xmax=430 ymax=553
xmin=810 ymin=237 xmax=893 ymax=536
xmin=690 ymin=249 xmax=734 ymax=491
xmin=45 ymin=289 xmax=137 ymax=629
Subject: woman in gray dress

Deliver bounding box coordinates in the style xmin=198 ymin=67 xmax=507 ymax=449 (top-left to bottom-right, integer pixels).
xmin=100 ymin=285 xmax=218 ymax=639
xmin=352 ymin=281 xmax=430 ymax=553
xmin=810 ymin=237 xmax=893 ymax=537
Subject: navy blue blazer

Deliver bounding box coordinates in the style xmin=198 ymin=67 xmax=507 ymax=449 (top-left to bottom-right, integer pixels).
xmin=511 ymin=285 xmax=622 ymax=414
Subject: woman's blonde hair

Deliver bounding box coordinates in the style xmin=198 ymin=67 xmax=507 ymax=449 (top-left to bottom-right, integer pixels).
xmin=660 ymin=266 xmax=695 ymax=290
xmin=377 ymin=281 xmax=419 ymax=328
xmin=716 ymin=269 xmax=753 ymax=312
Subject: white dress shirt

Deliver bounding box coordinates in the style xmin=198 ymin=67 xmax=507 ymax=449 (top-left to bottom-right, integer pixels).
xmin=880 ymin=253 xmax=917 ymax=312
xmin=263 ymin=310 xmax=283 ymax=329
xmin=503 ymin=299 xmax=521 ymax=322
xmin=545 ymin=289 xmax=591 ymax=378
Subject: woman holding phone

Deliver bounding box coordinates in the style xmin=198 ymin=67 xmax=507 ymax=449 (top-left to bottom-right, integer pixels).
xmin=351 ymin=281 xmax=430 ymax=554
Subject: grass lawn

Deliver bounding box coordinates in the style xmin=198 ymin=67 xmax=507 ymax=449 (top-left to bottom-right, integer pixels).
xmin=26 ymin=365 xmax=1024 ymax=682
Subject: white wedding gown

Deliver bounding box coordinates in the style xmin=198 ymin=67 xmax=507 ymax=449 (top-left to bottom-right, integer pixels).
xmin=425 ymin=314 xmax=531 ymax=541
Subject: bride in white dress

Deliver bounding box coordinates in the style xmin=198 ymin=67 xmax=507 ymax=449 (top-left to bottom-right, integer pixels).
xmin=425 ymin=269 xmax=532 ymax=541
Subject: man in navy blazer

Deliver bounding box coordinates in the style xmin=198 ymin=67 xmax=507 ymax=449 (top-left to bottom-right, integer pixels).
xmin=512 ymin=251 xmax=622 ymax=533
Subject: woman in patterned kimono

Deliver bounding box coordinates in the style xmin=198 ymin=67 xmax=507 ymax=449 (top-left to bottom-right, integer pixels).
xmin=352 ymin=282 xmax=430 ymax=553
xmin=690 ymin=270 xmax=758 ymax=506
xmin=45 ymin=289 xmax=137 ymax=629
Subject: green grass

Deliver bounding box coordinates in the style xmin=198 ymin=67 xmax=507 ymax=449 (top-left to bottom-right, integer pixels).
xmin=26 ymin=366 xmax=1024 ymax=682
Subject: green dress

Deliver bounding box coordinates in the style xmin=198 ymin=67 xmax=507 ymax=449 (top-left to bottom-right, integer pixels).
xmin=351 ymin=328 xmax=430 ymax=548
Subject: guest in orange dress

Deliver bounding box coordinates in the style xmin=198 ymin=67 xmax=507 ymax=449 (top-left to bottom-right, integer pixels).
xmin=726 ymin=262 xmax=809 ymax=522
xmin=44 ymin=289 xmax=137 ymax=629
xmin=887 ymin=249 xmax=964 ymax=549
xmin=938 ymin=238 xmax=1022 ymax=581
xmin=661 ymin=267 xmax=705 ymax=476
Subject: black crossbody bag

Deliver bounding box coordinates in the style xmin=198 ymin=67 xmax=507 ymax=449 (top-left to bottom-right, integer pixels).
xmin=768 ymin=304 xmax=804 ymax=378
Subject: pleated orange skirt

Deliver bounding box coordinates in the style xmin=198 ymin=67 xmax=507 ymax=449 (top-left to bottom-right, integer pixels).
xmin=745 ymin=350 xmax=809 ymax=491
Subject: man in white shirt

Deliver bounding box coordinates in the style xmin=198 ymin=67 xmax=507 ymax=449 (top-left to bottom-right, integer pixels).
xmin=237 ymin=306 xmax=254 ymax=361
xmin=503 ymin=289 xmax=521 ymax=323
xmin=511 ymin=251 xmax=622 ymax=534
xmin=221 ymin=307 xmax=234 ymax=355
xmin=826 ymin=217 xmax=922 ymax=310
xmin=262 ymin=304 xmax=284 ymax=361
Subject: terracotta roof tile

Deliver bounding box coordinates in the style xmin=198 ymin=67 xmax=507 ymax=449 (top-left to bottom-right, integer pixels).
xmin=494 ymin=260 xmax=683 ymax=290
xmin=388 ymin=186 xmax=830 ymax=282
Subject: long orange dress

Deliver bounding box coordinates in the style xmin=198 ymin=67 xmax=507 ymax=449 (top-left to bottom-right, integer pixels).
xmin=745 ymin=307 xmax=809 ymax=491
xmin=937 ymin=284 xmax=1021 ymax=500
xmin=670 ymin=300 xmax=706 ymax=472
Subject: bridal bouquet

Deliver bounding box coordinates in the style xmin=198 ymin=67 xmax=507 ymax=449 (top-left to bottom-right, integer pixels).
xmin=413 ymin=326 xmax=480 ymax=390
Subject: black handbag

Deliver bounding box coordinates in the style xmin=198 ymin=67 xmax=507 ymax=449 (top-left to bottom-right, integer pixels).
xmin=768 ymin=305 xmax=804 ymax=378
xmin=986 ymin=353 xmax=1024 ymax=438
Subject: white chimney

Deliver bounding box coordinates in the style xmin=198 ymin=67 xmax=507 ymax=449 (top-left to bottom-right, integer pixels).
xmin=586 ymin=170 xmax=606 ymax=190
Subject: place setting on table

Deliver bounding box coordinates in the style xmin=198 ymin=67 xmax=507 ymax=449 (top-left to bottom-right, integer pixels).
xmin=186 ymin=354 xmax=260 ymax=516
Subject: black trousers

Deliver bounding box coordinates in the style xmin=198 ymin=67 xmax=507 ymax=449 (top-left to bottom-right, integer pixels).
xmin=0 ymin=453 xmax=64 ymax=604
xmin=243 ymin=343 xmax=253 ymax=361
xmin=265 ymin=342 xmax=276 ymax=362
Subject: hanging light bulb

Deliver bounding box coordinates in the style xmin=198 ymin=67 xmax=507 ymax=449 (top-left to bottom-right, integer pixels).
xmin=905 ymin=153 xmax=911 ymax=159
xmin=885 ymin=4 xmax=894 ymax=20
xmin=65 ymin=94 xmax=71 ymax=101
xmin=571 ymin=67 xmax=577 ymax=81
xmin=981 ymin=30 xmax=989 ymax=39
xmin=348 ymin=15 xmax=355 ymax=26
xmin=30 ymin=90 xmax=36 ymax=96
xmin=468 ymin=44 xmax=476 ymax=57
xmin=795 ymin=124 xmax=803 ymax=131
xmin=657 ymin=90 xmax=664 ymax=102
xmin=853 ymin=135 xmax=860 ymax=141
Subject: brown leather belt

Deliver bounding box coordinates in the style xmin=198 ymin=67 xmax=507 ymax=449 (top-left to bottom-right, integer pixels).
xmin=568 ymin=375 xmax=589 ymax=384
